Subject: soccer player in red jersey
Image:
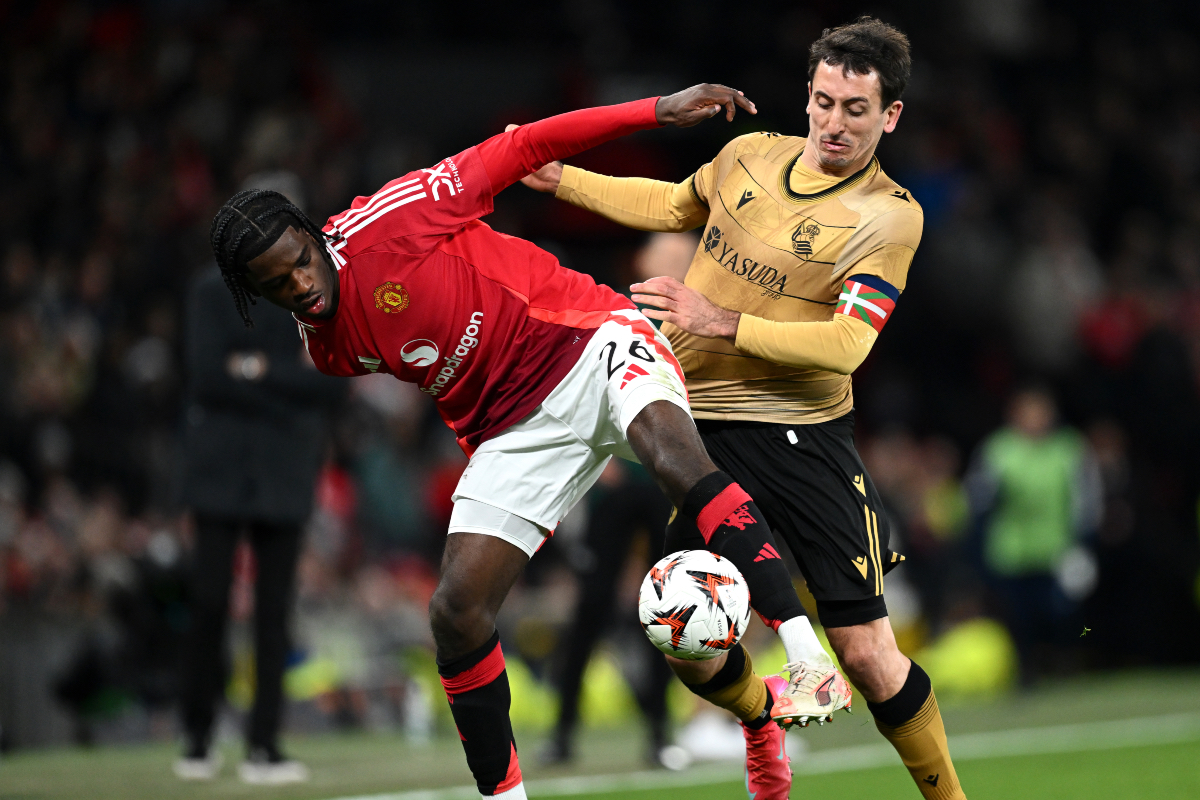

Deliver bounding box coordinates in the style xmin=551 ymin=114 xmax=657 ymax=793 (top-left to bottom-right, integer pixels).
xmin=209 ymin=86 xmax=801 ymax=800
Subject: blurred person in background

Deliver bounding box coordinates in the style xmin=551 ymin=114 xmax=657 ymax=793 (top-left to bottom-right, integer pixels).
xmin=543 ymin=233 xmax=692 ymax=768
xmin=543 ymin=458 xmax=673 ymax=767
xmin=967 ymin=386 xmax=1102 ymax=685
xmin=866 ymin=433 xmax=972 ymax=637
xmin=175 ymin=179 xmax=346 ymax=784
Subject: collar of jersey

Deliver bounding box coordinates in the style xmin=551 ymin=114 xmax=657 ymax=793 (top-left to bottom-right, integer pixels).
xmin=779 ymin=145 xmax=879 ymax=204
xmin=293 ymin=311 xmax=325 ymax=330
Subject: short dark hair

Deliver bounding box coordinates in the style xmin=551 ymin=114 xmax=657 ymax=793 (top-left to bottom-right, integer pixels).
xmin=808 ymin=16 xmax=911 ymax=109
xmin=209 ymin=190 xmax=334 ymax=327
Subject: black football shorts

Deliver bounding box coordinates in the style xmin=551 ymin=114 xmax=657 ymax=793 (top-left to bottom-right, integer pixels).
xmin=665 ymin=411 xmax=902 ymax=628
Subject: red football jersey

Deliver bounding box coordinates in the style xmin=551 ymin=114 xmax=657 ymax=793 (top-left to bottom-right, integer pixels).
xmin=296 ymin=99 xmax=660 ymax=454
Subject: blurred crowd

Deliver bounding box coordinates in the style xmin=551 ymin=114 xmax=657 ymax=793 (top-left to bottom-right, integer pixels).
xmin=2 ymin=0 xmax=1199 ymax=751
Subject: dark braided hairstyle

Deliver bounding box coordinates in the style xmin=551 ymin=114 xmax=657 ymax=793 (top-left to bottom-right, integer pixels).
xmin=209 ymin=189 xmax=338 ymax=327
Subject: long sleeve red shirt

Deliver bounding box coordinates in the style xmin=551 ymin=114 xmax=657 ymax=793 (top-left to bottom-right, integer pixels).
xmin=297 ymin=97 xmax=661 ymax=454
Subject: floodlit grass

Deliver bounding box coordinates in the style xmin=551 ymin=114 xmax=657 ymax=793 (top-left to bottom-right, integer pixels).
xmin=539 ymin=741 xmax=1200 ymax=800
xmin=1 ymin=670 xmax=1199 ymax=800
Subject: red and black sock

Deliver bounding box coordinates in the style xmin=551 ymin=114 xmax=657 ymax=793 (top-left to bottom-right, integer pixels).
xmin=438 ymin=631 xmax=522 ymax=797
xmin=681 ymin=471 xmax=807 ymax=631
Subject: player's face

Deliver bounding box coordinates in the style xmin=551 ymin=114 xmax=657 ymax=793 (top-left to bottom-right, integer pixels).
xmin=244 ymin=226 xmax=339 ymax=319
xmin=805 ymin=61 xmax=903 ymax=174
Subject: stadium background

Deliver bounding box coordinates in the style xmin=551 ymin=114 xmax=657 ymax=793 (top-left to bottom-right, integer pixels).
xmin=1 ymin=0 xmax=1200 ymax=797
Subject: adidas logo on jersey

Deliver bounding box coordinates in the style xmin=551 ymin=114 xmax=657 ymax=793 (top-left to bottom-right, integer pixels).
xmin=754 ymin=543 xmax=781 ymax=562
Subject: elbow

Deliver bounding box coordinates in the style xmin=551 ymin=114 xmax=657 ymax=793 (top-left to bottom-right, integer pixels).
xmin=828 ymin=351 xmax=868 ymax=375
xmin=659 ymin=217 xmax=694 ymax=234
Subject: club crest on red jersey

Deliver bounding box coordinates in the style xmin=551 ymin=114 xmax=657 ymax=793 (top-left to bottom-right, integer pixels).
xmin=373 ymin=281 xmax=410 ymax=314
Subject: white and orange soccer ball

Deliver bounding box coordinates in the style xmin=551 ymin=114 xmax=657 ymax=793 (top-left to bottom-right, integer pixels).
xmin=638 ymin=549 xmax=752 ymax=661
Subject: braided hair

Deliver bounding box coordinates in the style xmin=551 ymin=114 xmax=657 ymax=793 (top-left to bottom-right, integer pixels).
xmin=209 ymin=190 xmax=337 ymax=327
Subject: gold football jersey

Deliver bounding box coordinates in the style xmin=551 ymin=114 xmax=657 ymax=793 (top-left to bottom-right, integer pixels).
xmin=669 ymin=132 xmax=924 ymax=424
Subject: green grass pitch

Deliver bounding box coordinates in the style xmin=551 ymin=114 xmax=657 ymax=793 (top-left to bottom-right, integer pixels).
xmin=2 ymin=670 xmax=1199 ymax=800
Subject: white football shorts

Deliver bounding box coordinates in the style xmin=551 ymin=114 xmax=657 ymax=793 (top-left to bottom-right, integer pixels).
xmin=449 ymin=308 xmax=690 ymax=557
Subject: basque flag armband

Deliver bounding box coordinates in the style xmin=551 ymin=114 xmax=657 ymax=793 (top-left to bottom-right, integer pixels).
xmin=836 ymin=274 xmax=899 ymax=332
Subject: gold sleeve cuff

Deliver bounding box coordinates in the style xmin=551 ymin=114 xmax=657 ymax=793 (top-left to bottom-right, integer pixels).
xmin=734 ymin=313 xmax=877 ymax=375
xmin=555 ymin=165 xmax=708 ymax=232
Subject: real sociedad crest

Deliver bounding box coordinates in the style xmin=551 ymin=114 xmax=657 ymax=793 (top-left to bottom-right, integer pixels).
xmin=791 ymin=222 xmax=821 ymax=259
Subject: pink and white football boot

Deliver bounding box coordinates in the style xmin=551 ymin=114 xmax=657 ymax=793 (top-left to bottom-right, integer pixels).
xmin=742 ymin=675 xmax=791 ymax=800
xmin=771 ymin=661 xmax=853 ymax=729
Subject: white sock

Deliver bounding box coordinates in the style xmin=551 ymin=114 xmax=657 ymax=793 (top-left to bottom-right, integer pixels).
xmin=487 ymin=783 xmax=527 ymax=800
xmin=777 ymin=616 xmax=833 ymax=667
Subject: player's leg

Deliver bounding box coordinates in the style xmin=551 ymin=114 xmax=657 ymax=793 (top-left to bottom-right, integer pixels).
xmin=626 ymin=401 xmax=812 ymax=652
xmin=176 ymin=516 xmax=239 ymax=779
xmin=753 ymin=413 xmax=964 ymax=798
xmin=625 ymin=401 xmax=797 ymax=798
xmin=685 ymin=419 xmax=856 ymax=727
xmin=825 ymin=619 xmax=964 ymax=799
xmin=546 ymin=474 xmax=640 ymax=764
xmin=429 ymin=528 xmax=530 ymax=800
xmin=241 ymin=521 xmax=307 ymax=784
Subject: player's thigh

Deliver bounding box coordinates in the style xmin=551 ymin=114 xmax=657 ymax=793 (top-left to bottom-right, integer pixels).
xmin=698 ymin=414 xmax=893 ymax=628
xmin=453 ymin=404 xmax=612 ymax=544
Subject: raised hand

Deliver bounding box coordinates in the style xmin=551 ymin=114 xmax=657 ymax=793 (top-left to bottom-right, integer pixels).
xmin=630 ymin=276 xmax=741 ymax=341
xmin=655 ymin=84 xmax=757 ymax=127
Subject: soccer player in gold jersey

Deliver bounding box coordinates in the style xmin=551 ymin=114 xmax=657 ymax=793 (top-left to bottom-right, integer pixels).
xmin=521 ymin=17 xmax=967 ymax=800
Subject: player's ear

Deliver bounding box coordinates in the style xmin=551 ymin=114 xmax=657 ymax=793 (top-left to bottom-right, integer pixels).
xmin=805 ymin=81 xmax=813 ymax=113
xmin=882 ymin=100 xmax=903 ymax=133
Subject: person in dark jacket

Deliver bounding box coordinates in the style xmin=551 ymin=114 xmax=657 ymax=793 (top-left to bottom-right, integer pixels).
xmin=174 ymin=265 xmax=345 ymax=784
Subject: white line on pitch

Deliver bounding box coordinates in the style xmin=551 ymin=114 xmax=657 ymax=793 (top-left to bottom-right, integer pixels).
xmin=323 ymin=711 xmax=1200 ymax=800
xmin=323 ymin=765 xmax=742 ymax=800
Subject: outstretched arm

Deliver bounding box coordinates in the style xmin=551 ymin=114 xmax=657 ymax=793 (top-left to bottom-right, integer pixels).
xmin=553 ymin=168 xmax=708 ymax=232
xmin=476 ymin=84 xmax=755 ymax=195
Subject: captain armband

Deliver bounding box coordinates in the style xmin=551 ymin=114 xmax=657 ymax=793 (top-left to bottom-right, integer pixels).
xmin=835 ymin=274 xmax=900 ymax=333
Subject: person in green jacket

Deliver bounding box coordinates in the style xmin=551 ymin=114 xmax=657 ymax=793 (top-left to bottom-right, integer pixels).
xmin=967 ymin=386 xmax=1101 ymax=683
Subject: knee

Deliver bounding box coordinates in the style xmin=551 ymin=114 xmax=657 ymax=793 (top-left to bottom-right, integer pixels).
xmin=428 ymin=584 xmax=494 ymax=657
xmin=834 ymin=637 xmax=880 ymax=683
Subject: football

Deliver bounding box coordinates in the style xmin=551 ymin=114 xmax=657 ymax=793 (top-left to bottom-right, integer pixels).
xmin=638 ymin=549 xmax=752 ymax=660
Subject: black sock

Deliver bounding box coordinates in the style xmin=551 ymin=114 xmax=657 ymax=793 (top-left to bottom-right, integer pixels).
xmin=438 ymin=631 xmax=522 ymax=796
xmin=683 ymin=641 xmax=749 ymax=696
xmin=867 ymin=661 xmax=932 ymax=726
xmin=681 ymin=471 xmax=807 ymax=630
